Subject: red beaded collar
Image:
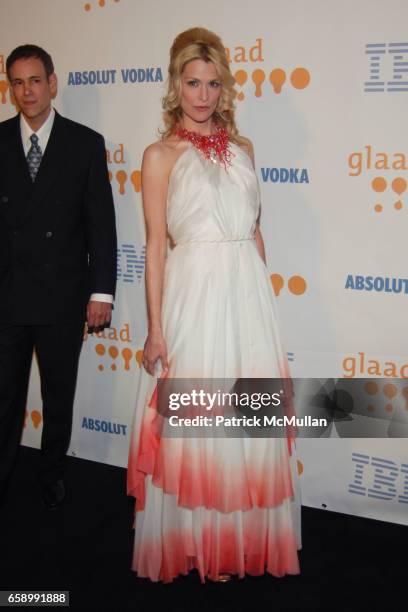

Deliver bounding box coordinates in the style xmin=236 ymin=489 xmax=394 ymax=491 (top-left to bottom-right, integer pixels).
xmin=174 ymin=124 xmax=233 ymax=170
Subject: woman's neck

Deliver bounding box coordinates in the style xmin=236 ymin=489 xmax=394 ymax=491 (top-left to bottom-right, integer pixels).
xmin=179 ymin=116 xmax=215 ymax=136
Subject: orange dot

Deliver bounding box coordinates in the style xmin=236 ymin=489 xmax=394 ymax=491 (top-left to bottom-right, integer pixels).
xmin=98 ymin=364 xmax=104 ymax=371
xmin=269 ymin=68 xmax=286 ymax=94
xmin=31 ymin=410 xmax=42 ymax=429
xmin=122 ymin=347 xmax=133 ymax=370
xmin=374 ymin=203 xmax=383 ymax=213
xmin=95 ymin=343 xmax=105 ymax=356
xmin=270 ymin=273 xmax=284 ymax=296
xmin=366 ymin=404 xmax=375 ymax=412
xmin=297 ymin=460 xmax=303 ymax=475
xmin=383 ymin=383 xmax=397 ymax=399
xmin=84 ymin=2 xmax=91 ymax=10
xmin=116 ymin=170 xmax=127 ymax=195
xmin=111 ymin=364 xmax=117 ymax=371
xmin=135 ymin=350 xmax=144 ymax=367
xmin=99 ymin=0 xmax=105 ymax=6
xmin=234 ymin=69 xmax=248 ymax=87
xmin=364 ymin=381 xmax=378 ymax=395
xmin=109 ymin=346 xmax=119 ymax=359
xmin=394 ymin=200 xmax=403 ymax=210
xmin=391 ymin=177 xmax=407 ymax=195
xmin=288 ymin=275 xmax=307 ymax=295
xmin=130 ymin=170 xmax=141 ymax=193
xmin=108 ymin=170 xmax=112 ymax=182
xmin=385 ymin=403 xmax=393 ymax=412
xmin=252 ymin=69 xmax=265 ymax=98
xmin=371 ymin=176 xmax=387 ymax=192
xmin=290 ymin=68 xmax=310 ymax=89
xmin=234 ymin=70 xmax=247 ymax=101
xmin=402 ymin=387 xmax=408 ymax=399
xmin=0 ymin=80 xmax=9 ymax=105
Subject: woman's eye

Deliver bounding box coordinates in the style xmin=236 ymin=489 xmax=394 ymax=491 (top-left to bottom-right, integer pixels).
xmin=210 ymin=81 xmax=221 ymax=88
xmin=187 ymin=80 xmax=199 ymax=87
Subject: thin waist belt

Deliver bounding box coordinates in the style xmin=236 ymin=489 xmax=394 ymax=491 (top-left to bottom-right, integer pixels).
xmin=175 ymin=236 xmax=254 ymax=245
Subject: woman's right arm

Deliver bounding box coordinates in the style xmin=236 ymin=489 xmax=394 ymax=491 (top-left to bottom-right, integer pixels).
xmin=141 ymin=144 xmax=169 ymax=376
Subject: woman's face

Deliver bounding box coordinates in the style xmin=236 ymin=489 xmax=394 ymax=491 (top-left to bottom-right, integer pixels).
xmin=179 ymin=59 xmax=222 ymax=127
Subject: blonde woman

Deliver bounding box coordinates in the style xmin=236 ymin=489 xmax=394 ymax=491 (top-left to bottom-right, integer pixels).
xmin=127 ymin=27 xmax=301 ymax=583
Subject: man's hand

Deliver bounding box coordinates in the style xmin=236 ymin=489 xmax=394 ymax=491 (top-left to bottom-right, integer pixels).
xmin=87 ymin=300 xmax=112 ymax=331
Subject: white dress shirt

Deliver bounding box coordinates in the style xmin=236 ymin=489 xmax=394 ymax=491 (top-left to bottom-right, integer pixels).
xmin=20 ymin=108 xmax=113 ymax=305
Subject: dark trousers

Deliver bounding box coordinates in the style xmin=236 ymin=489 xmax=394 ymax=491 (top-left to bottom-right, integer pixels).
xmin=0 ymin=321 xmax=84 ymax=491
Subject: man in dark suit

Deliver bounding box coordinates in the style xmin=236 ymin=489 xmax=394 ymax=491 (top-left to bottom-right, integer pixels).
xmin=0 ymin=45 xmax=117 ymax=508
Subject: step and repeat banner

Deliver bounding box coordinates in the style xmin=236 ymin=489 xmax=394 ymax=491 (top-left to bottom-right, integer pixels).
xmin=1 ymin=0 xmax=407 ymax=526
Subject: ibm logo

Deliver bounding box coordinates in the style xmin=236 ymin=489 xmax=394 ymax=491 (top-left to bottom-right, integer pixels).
xmin=365 ymin=42 xmax=408 ymax=92
xmin=349 ymin=452 xmax=408 ymax=504
xmin=117 ymin=244 xmax=146 ymax=283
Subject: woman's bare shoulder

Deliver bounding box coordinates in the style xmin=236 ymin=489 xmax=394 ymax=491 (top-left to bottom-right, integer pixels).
xmin=143 ymin=137 xmax=189 ymax=166
xmin=238 ymin=136 xmax=255 ymax=165
xmin=143 ymin=140 xmax=168 ymax=163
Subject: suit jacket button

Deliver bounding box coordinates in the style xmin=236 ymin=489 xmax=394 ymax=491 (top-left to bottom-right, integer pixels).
xmin=1 ymin=196 xmax=8 ymax=203
xmin=45 ymin=231 xmax=53 ymax=238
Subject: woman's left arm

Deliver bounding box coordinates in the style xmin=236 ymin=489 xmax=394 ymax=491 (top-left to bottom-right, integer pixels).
xmin=254 ymin=222 xmax=266 ymax=264
xmin=242 ymin=139 xmax=267 ymax=265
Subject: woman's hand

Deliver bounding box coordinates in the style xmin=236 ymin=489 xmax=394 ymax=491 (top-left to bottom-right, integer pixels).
xmin=142 ymin=332 xmax=169 ymax=376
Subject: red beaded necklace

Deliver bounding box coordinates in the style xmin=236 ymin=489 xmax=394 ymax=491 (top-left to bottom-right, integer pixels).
xmin=174 ymin=124 xmax=233 ymax=170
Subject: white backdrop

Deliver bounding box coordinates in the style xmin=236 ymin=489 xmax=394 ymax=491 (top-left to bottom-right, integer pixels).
xmin=1 ymin=0 xmax=407 ymax=526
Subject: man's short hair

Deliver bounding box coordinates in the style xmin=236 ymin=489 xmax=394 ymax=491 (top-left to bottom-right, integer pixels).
xmin=6 ymin=44 xmax=54 ymax=80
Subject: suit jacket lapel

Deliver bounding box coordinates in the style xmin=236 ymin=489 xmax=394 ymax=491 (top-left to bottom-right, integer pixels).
xmin=7 ymin=114 xmax=32 ymax=188
xmin=1 ymin=115 xmax=32 ymax=227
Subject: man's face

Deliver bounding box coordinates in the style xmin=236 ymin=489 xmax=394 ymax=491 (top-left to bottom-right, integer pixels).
xmin=9 ymin=57 xmax=57 ymax=130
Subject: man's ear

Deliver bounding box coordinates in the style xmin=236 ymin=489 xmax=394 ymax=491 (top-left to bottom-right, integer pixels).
xmin=49 ymin=72 xmax=58 ymax=99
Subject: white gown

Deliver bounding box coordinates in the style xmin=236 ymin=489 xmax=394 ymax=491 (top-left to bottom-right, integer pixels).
xmin=127 ymin=141 xmax=301 ymax=583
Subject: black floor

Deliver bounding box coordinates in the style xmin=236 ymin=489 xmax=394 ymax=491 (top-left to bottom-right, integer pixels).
xmin=0 ymin=446 xmax=406 ymax=611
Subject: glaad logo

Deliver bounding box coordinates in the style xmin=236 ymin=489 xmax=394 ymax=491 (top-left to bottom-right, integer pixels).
xmin=117 ymin=244 xmax=146 ymax=283
xmin=224 ymin=38 xmax=310 ymax=100
xmin=342 ymin=352 xmax=408 ymax=379
xmin=345 ymin=274 xmax=408 ymax=294
xmin=83 ymin=322 xmax=144 ymax=372
xmin=348 ymin=146 xmax=407 ymax=213
xmin=365 ymin=42 xmax=408 ymax=93
xmin=82 ymin=417 xmax=127 ymax=435
xmin=349 ymin=452 xmax=408 ymax=504
xmin=261 ymin=167 xmax=309 ymax=184
xmin=270 ymin=274 xmax=307 ymax=296
xmin=106 ymin=144 xmax=141 ymax=197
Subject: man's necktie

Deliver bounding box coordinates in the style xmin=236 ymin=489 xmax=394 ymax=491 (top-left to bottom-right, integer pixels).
xmin=26 ymin=133 xmax=42 ymax=182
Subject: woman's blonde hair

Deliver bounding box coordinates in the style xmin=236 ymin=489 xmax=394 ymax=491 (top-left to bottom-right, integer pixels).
xmin=162 ymin=27 xmax=247 ymax=145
